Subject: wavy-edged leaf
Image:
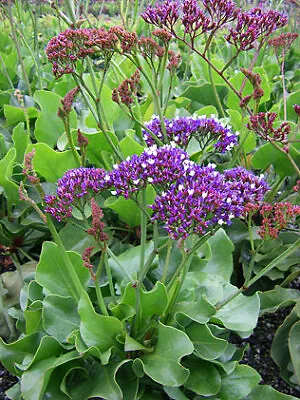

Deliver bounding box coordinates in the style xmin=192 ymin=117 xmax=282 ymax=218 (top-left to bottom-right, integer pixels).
xmin=138 ymin=323 xmax=194 ymax=386
xmin=184 ymin=358 xmax=221 ymax=396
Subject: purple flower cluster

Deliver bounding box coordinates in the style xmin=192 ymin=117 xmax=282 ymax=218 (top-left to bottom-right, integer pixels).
xmin=110 ymin=145 xmax=194 ymax=199
xmin=143 ymin=115 xmax=238 ymax=153
xmin=142 ymin=0 xmax=240 ymax=40
xmin=226 ymin=8 xmax=288 ymax=50
xmin=46 ymin=28 xmax=119 ymax=77
xmin=141 ymin=0 xmax=181 ymax=30
xmin=151 ymin=165 xmax=269 ymax=240
xmin=44 ymin=167 xmax=111 ymax=221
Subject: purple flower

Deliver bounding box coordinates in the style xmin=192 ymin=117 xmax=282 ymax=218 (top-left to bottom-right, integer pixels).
xmin=224 ymin=167 xmax=270 ymax=206
xmin=202 ymin=0 xmax=240 ymax=29
xmin=110 ymin=144 xmax=194 ymax=199
xmin=226 ymin=8 xmax=288 ymax=50
xmin=141 ymin=0 xmax=181 ymax=30
xmin=151 ymin=165 xmax=269 ymax=240
xmin=44 ymin=167 xmax=111 ymax=221
xmin=182 ymin=0 xmax=212 ymax=38
xmin=143 ymin=115 xmax=238 ymax=153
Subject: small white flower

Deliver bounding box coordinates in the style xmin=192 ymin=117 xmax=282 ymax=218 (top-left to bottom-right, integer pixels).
xmin=111 ymin=191 xmax=117 ymax=196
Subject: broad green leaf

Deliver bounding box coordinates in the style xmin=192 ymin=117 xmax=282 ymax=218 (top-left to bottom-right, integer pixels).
xmin=21 ymin=351 xmax=81 ymax=400
xmin=227 ymin=110 xmax=255 ymax=154
xmin=12 ymin=123 xmax=30 ymax=164
xmin=173 ymin=296 xmax=216 ymax=325
xmin=289 ymin=320 xmax=300 ymax=385
xmin=280 ymin=90 xmax=300 ymax=122
xmin=214 ymin=288 xmax=260 ymax=332
xmin=184 ymin=358 xmax=221 ymax=396
xmin=80 ymin=130 xmax=119 ymax=167
xmin=0 ymin=148 xmax=19 ymax=208
xmin=26 ymin=143 xmax=78 ymax=182
xmin=35 ymin=242 xmax=90 ymax=298
xmin=218 ymin=365 xmax=261 ymax=400
xmin=120 ymin=130 xmax=145 ymax=157
xmin=34 ymin=90 xmax=77 ymax=147
xmin=180 ymin=81 xmax=228 ymax=114
xmin=252 ymin=142 xmax=300 ymax=178
xmin=17 ymin=335 xmax=66 ymax=372
xmin=104 ymin=185 xmax=156 ymax=227
xmin=180 ymin=272 xmax=224 ymax=305
xmin=194 ymin=105 xmax=218 ymax=117
xmin=163 ymin=386 xmax=189 ymax=400
xmin=246 ymin=384 xmax=299 ymax=399
xmin=0 ymin=333 xmax=42 ymax=375
xmin=24 ymin=306 xmax=42 ymax=335
xmin=62 ymin=361 xmax=125 ymax=400
xmin=185 ymin=323 xmax=227 ymax=360
xmin=108 ymin=242 xmax=154 ymax=282
xmin=197 ymin=229 xmax=234 ymax=282
xmin=120 ymin=281 xmax=169 ymax=322
xmin=43 ymin=294 xmax=80 ymax=343
xmin=226 ymin=67 xmax=271 ymax=111
xmin=139 ymin=323 xmax=194 ymax=386
xmin=78 ymin=291 xmax=123 ymax=354
xmin=259 ymin=286 xmax=299 ymax=314
xmin=191 ymin=54 xmax=224 ymax=84
xmin=59 ymin=223 xmax=95 ymax=253
xmin=4 ymin=105 xmax=38 ymax=127
xmin=5 ymin=383 xmax=21 ymax=400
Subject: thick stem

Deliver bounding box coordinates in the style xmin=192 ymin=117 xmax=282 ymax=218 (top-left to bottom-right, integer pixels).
xmin=94 ymin=251 xmax=109 ymax=315
xmin=161 ymin=239 xmax=172 ymax=284
xmin=139 ymin=189 xmax=147 ymax=278
xmin=64 ymin=118 xmax=81 ymax=167
xmin=104 ymin=252 xmax=116 ymax=304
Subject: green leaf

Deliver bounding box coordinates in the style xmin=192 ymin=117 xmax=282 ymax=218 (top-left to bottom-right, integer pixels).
xmin=185 ymin=323 xmax=227 ymax=360
xmin=105 ymin=185 xmax=155 ymax=227
xmin=12 ymin=123 xmax=30 ymax=164
xmin=226 ymin=67 xmax=271 ymax=111
xmin=34 ymin=90 xmax=77 ymax=147
xmin=279 ymin=90 xmax=300 ymax=122
xmin=59 ymin=223 xmax=95 ymax=253
xmin=78 ymin=291 xmax=123 ymax=354
xmin=62 ymin=361 xmax=125 ymax=400
xmin=21 ymin=351 xmax=81 ymax=400
xmin=194 ymin=105 xmax=218 ymax=118
xmin=109 ymin=242 xmax=154 ymax=282
xmin=259 ymin=286 xmax=299 ymax=315
xmin=173 ymin=296 xmax=216 ymax=325
xmin=214 ymin=288 xmax=260 ymax=332
xmin=246 ymin=384 xmax=299 ymax=399
xmin=252 ymin=142 xmax=300 ymax=178
xmin=43 ymin=294 xmax=80 ymax=343
xmin=197 ymin=229 xmax=234 ymax=282
xmin=138 ymin=323 xmax=194 ymax=386
xmin=120 ymin=130 xmax=145 ymax=157
xmin=218 ymin=365 xmax=261 ymax=400
xmin=289 ymin=320 xmax=300 ymax=385
xmin=163 ymin=387 xmax=189 ymax=400
xmin=26 ymin=143 xmax=78 ymax=182
xmin=4 ymin=105 xmax=38 ymax=127
xmin=0 ymin=148 xmax=19 ymax=208
xmin=180 ymin=82 xmax=228 ymax=114
xmin=35 ymin=242 xmax=90 ymax=297
xmin=0 ymin=333 xmax=42 ymax=375
xmin=81 ymin=130 xmax=119 ymax=167
xmin=184 ymin=358 xmax=221 ymax=396
xmin=227 ymin=110 xmax=255 ymax=154
xmin=119 ymin=281 xmax=169 ymax=322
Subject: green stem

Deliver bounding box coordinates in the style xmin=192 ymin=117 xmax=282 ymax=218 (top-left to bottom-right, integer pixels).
xmin=216 ymin=237 xmax=300 ymax=310
xmin=64 ymin=118 xmax=81 ymax=167
xmin=0 ymin=278 xmax=16 ymax=340
xmin=7 ymin=2 xmax=32 ymax=96
xmin=46 ymin=215 xmax=84 ymax=301
xmin=161 ymin=239 xmax=172 ymax=284
xmin=0 ymin=54 xmax=14 ymax=89
xmin=139 ymin=189 xmax=147 ymax=278
xmin=94 ymin=251 xmax=109 ymax=315
xmin=11 ymin=254 xmax=24 ymax=285
xmin=104 ymin=252 xmax=116 ymax=304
